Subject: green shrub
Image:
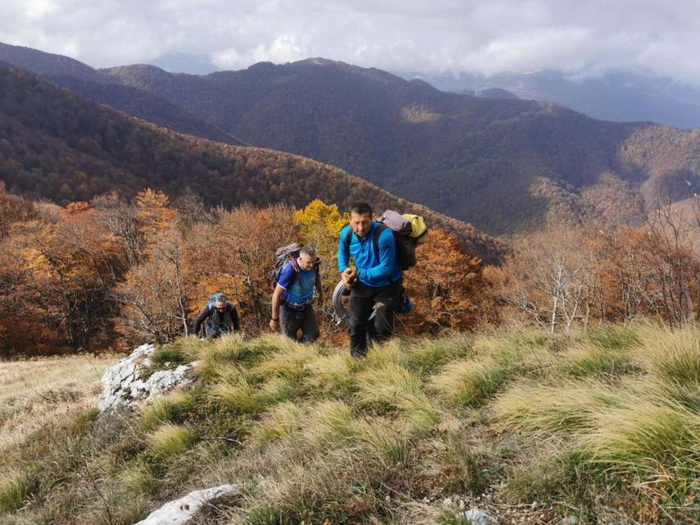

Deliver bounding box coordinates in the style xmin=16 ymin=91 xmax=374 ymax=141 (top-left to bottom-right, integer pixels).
xmin=656 ymin=346 xmax=700 ymax=387
xmin=583 ymin=326 xmax=641 ymax=350
xmin=506 ymin=450 xmax=589 ymax=504
xmin=253 ymin=402 xmax=304 ymax=446
xmin=250 ymin=343 xmax=316 ymax=383
xmin=147 ymin=423 xmax=197 ymax=460
xmin=355 ymin=364 xmax=423 ymax=412
xmin=303 ymin=353 xmax=356 ymax=397
xmin=493 ymin=380 xmax=624 ymax=435
xmin=564 ymin=348 xmax=642 ymax=379
xmin=581 ymin=398 xmax=700 ymax=478
xmin=431 ymin=358 xmax=513 ymax=406
xmin=355 ymin=418 xmax=410 ymax=467
xmin=119 ymin=462 xmax=157 ymax=497
xmin=149 ymin=344 xmax=190 ymax=370
xmin=402 ymin=336 xmax=475 ymax=376
xmin=140 ymin=391 xmax=197 ymax=431
xmin=0 ymin=471 xmax=33 ymax=513
xmin=437 ymin=511 xmax=473 ymax=525
xmin=440 ymin=439 xmax=491 ymax=496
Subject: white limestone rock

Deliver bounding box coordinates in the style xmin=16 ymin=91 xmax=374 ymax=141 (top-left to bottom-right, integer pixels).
xmin=463 ymin=508 xmax=496 ymax=525
xmin=133 ymin=484 xmax=239 ymax=525
xmin=97 ymin=343 xmax=198 ymax=412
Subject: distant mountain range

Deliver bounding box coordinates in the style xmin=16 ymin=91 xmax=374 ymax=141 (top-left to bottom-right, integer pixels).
xmin=0 ymin=43 xmax=246 ymax=146
xmin=0 ymin=62 xmax=504 ymax=263
xmin=2 ymin=42 xmax=700 ymax=236
xmin=401 ymin=70 xmax=700 ymax=130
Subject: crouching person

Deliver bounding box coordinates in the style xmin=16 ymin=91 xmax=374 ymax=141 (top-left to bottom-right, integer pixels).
xmin=194 ymin=293 xmax=241 ymax=339
xmin=270 ymin=245 xmax=323 ymax=342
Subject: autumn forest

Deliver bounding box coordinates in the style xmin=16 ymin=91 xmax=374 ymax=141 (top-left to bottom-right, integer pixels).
xmin=3 ymin=180 xmax=700 ymax=357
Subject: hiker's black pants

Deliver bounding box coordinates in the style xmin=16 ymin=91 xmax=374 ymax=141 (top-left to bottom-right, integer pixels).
xmin=280 ymin=303 xmax=319 ymax=343
xmin=205 ymin=322 xmax=232 ymax=339
xmin=348 ymin=280 xmax=402 ymax=358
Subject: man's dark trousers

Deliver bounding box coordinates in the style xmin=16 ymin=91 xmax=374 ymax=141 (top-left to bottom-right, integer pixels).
xmin=348 ymin=280 xmax=401 ymax=357
xmin=280 ymin=304 xmax=319 ymax=343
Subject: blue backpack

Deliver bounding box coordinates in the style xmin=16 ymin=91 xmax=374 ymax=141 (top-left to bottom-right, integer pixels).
xmin=207 ymin=292 xmax=228 ymax=310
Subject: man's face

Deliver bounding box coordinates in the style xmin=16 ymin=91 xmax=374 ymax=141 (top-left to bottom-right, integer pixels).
xmin=298 ymin=253 xmax=315 ymax=271
xmin=215 ymin=301 xmax=226 ymax=312
xmin=350 ymin=211 xmax=372 ymax=239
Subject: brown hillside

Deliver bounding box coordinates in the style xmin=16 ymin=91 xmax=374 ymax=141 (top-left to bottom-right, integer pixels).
xmin=100 ymin=59 xmax=700 ymax=234
xmin=0 ymin=42 xmax=246 ymax=146
xmin=0 ymin=64 xmax=504 ymax=263
xmin=5 ymin=45 xmax=697 ymax=235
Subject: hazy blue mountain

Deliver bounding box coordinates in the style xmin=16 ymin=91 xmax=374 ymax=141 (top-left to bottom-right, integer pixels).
xmin=400 ymin=69 xmax=700 ymax=129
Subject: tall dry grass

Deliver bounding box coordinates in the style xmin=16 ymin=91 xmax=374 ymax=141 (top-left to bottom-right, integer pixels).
xmin=0 ymin=355 xmax=116 ymax=448
xmin=7 ymin=325 xmax=700 ymax=524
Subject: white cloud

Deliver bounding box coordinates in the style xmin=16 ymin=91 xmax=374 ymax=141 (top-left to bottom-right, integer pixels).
xmin=1 ymin=0 xmax=700 ymax=84
xmin=24 ymin=0 xmax=60 ymax=20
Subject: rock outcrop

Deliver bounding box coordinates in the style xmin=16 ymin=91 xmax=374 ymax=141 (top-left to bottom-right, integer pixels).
xmin=133 ymin=484 xmax=239 ymax=525
xmin=98 ymin=343 xmax=198 ymax=411
xmin=463 ymin=508 xmax=496 ymax=525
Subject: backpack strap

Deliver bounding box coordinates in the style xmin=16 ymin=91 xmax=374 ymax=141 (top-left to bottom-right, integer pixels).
xmin=343 ymin=226 xmax=353 ymax=253
xmin=373 ymin=223 xmax=387 ymax=261
xmin=286 ymin=257 xmax=302 ymax=287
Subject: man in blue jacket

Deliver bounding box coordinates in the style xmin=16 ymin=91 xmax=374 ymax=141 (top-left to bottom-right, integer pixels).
xmin=338 ymin=202 xmax=402 ymax=357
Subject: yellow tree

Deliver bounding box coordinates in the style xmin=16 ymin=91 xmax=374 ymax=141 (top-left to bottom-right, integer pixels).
xmin=136 ymin=188 xmax=178 ymax=246
xmin=114 ymin=193 xmax=194 ymax=344
xmin=294 ymin=199 xmax=349 ymax=329
xmin=294 ymin=199 xmax=347 ymax=243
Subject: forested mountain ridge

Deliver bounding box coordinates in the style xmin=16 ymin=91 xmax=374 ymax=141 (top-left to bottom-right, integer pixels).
xmin=104 ymin=57 xmax=700 ymax=233
xmin=4 ymin=43 xmax=700 ymax=235
xmin=0 ymin=42 xmax=245 ymax=146
xmin=98 ymin=59 xmax=700 ymax=235
xmin=0 ymin=64 xmax=504 ymax=263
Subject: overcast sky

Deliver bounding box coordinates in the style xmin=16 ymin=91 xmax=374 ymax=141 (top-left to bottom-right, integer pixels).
xmin=3 ymin=0 xmax=700 ymax=83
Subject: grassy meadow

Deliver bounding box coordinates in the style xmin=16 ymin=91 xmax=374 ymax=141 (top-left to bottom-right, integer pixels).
xmin=2 ymin=326 xmax=700 ymax=524
xmin=0 ymin=355 xmax=116 ymax=449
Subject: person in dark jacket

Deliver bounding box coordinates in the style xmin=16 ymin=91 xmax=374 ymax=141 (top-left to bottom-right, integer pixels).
xmin=194 ymin=294 xmax=241 ymax=339
xmin=338 ymin=202 xmax=402 ymax=357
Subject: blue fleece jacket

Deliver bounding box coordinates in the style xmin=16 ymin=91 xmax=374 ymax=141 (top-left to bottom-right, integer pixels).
xmin=338 ymin=223 xmax=402 ymax=288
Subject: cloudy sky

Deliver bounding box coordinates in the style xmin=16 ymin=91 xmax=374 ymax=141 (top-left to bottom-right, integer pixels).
xmin=3 ymin=0 xmax=700 ymax=83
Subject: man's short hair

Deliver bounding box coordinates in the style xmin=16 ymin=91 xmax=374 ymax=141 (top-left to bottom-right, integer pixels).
xmin=350 ymin=202 xmax=372 ymax=217
xmin=300 ymin=245 xmax=316 ymax=258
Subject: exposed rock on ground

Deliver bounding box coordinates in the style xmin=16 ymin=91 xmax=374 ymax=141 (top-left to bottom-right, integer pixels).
xmin=97 ymin=343 xmax=198 ymax=411
xmin=133 ymin=484 xmax=239 ymax=525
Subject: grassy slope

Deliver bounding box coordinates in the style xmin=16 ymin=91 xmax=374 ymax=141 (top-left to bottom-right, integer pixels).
xmin=3 ymin=327 xmax=700 ymax=524
xmin=0 ymin=356 xmax=115 ymax=449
